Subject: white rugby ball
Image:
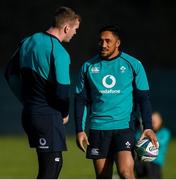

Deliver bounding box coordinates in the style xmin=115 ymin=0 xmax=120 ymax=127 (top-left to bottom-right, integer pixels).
xmin=135 ymin=138 xmax=159 ymax=162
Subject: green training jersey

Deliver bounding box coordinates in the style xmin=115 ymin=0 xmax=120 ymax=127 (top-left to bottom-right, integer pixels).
xmin=75 ymin=52 xmax=152 ymax=132
xmin=19 ymin=32 xmax=70 ymax=116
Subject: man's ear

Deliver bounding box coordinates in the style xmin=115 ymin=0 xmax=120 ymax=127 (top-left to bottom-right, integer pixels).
xmin=116 ymin=39 xmax=121 ymax=47
xmin=63 ymin=25 xmax=69 ymax=34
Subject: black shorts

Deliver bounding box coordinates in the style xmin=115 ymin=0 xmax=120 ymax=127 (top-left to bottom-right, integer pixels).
xmin=22 ymin=111 xmax=67 ymax=152
xmin=86 ymin=129 xmax=135 ymax=159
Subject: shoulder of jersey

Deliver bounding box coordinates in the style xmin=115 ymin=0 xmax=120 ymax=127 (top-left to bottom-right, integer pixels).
xmin=121 ymin=52 xmax=142 ymax=65
xmin=82 ymin=55 xmax=100 ymax=68
xmin=120 ymin=52 xmax=144 ymax=73
xmin=23 ymin=32 xmax=45 ymax=45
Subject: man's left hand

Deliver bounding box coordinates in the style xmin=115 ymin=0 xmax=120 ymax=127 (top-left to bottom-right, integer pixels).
xmin=139 ymin=129 xmax=158 ymax=147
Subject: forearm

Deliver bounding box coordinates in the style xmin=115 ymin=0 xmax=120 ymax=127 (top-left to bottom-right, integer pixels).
xmin=54 ymin=83 xmax=70 ymax=117
xmin=74 ymin=93 xmax=88 ymax=133
xmin=135 ymin=90 xmax=152 ymax=129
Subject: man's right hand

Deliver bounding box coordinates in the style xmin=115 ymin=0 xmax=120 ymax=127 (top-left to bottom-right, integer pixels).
xmin=63 ymin=115 xmax=69 ymax=124
xmin=76 ymin=132 xmax=89 ymax=152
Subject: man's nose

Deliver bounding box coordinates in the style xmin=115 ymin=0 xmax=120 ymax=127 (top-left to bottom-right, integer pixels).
xmin=102 ymin=41 xmax=107 ymax=48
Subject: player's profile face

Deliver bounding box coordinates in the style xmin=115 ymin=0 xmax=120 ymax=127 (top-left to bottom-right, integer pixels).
xmin=64 ymin=19 xmax=80 ymax=42
xmin=98 ymin=31 xmax=120 ymax=59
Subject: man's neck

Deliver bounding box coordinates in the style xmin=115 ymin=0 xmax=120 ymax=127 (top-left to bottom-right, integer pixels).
xmin=107 ymin=50 xmax=120 ymax=59
xmin=46 ymin=27 xmax=63 ymax=42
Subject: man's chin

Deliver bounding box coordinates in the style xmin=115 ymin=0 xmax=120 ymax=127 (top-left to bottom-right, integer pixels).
xmin=63 ymin=37 xmax=72 ymax=43
xmin=100 ymin=53 xmax=110 ymax=59
xmin=63 ymin=39 xmax=70 ymax=43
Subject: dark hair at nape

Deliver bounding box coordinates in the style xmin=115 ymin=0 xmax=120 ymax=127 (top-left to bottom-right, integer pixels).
xmin=99 ymin=25 xmax=121 ymax=39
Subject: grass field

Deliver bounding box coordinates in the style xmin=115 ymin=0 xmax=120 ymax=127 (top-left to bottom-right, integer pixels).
xmin=0 ymin=135 xmax=175 ymax=178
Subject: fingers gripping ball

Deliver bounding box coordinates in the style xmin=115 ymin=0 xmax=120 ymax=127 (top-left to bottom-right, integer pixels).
xmin=135 ymin=138 xmax=159 ymax=162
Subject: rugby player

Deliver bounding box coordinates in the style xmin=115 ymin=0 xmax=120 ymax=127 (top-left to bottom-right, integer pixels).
xmin=75 ymin=25 xmax=157 ymax=178
xmin=19 ymin=7 xmax=80 ymax=178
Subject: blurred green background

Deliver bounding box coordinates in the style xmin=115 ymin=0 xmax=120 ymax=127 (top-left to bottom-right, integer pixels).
xmin=0 ymin=136 xmax=175 ymax=178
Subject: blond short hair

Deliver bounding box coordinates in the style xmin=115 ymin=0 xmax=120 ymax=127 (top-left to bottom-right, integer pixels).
xmin=52 ymin=6 xmax=81 ymax=28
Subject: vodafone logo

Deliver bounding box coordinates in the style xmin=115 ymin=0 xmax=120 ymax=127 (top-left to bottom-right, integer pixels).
xmin=102 ymin=75 xmax=116 ymax=88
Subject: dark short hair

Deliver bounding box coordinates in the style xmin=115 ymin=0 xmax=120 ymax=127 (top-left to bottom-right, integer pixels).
xmin=52 ymin=6 xmax=81 ymax=28
xmin=99 ymin=25 xmax=121 ymax=39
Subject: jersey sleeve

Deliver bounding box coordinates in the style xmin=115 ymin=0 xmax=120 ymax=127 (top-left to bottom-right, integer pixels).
xmin=52 ymin=48 xmax=71 ymax=118
xmin=135 ymin=61 xmax=149 ymax=90
xmin=54 ymin=50 xmax=70 ymax=85
xmin=74 ymin=64 xmax=89 ymax=133
xmin=134 ymin=61 xmax=152 ymax=129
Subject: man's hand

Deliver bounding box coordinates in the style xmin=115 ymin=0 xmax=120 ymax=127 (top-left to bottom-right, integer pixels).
xmin=63 ymin=115 xmax=69 ymax=124
xmin=139 ymin=129 xmax=158 ymax=147
xmin=76 ymin=132 xmax=89 ymax=152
